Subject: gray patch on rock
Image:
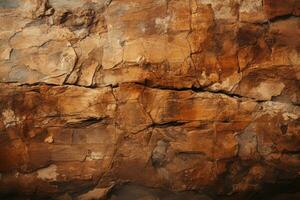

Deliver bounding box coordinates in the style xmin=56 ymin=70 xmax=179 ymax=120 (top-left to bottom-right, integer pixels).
xmin=0 ymin=0 xmax=20 ymax=8
xmin=151 ymin=140 xmax=168 ymax=167
xmin=237 ymin=124 xmax=258 ymax=159
xmin=8 ymin=65 xmax=44 ymax=83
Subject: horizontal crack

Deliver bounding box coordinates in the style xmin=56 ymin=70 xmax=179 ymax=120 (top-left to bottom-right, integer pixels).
xmin=132 ymin=81 xmax=260 ymax=102
xmin=269 ymin=14 xmax=300 ymax=23
xmin=0 ymin=82 xmax=299 ymax=107
xmin=65 ymin=117 xmax=108 ymax=128
xmin=243 ymin=14 xmax=300 ymax=25
xmin=149 ymin=121 xmax=188 ymax=128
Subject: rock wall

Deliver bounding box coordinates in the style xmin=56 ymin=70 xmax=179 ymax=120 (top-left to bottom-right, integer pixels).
xmin=0 ymin=0 xmax=300 ymax=199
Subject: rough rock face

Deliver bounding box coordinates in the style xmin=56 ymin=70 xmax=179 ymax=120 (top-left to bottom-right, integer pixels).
xmin=0 ymin=0 xmax=299 ymax=199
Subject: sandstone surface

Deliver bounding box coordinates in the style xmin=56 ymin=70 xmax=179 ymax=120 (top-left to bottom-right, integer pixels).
xmin=0 ymin=0 xmax=299 ymax=199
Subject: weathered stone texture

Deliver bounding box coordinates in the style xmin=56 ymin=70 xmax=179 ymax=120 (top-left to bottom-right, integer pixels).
xmin=0 ymin=0 xmax=300 ymax=199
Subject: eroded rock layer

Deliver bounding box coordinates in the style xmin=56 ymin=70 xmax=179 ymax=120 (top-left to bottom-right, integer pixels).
xmin=0 ymin=0 xmax=299 ymax=199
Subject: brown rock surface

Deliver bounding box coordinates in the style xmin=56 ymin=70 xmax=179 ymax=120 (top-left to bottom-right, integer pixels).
xmin=0 ymin=0 xmax=300 ymax=199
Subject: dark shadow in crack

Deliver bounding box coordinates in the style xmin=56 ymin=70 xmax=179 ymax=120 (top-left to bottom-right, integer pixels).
xmin=107 ymin=183 xmax=212 ymax=200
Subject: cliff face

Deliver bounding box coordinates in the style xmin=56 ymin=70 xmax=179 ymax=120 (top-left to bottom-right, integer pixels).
xmin=0 ymin=0 xmax=300 ymax=199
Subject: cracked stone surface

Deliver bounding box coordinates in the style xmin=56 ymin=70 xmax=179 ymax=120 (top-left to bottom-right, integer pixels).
xmin=0 ymin=0 xmax=300 ymax=199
